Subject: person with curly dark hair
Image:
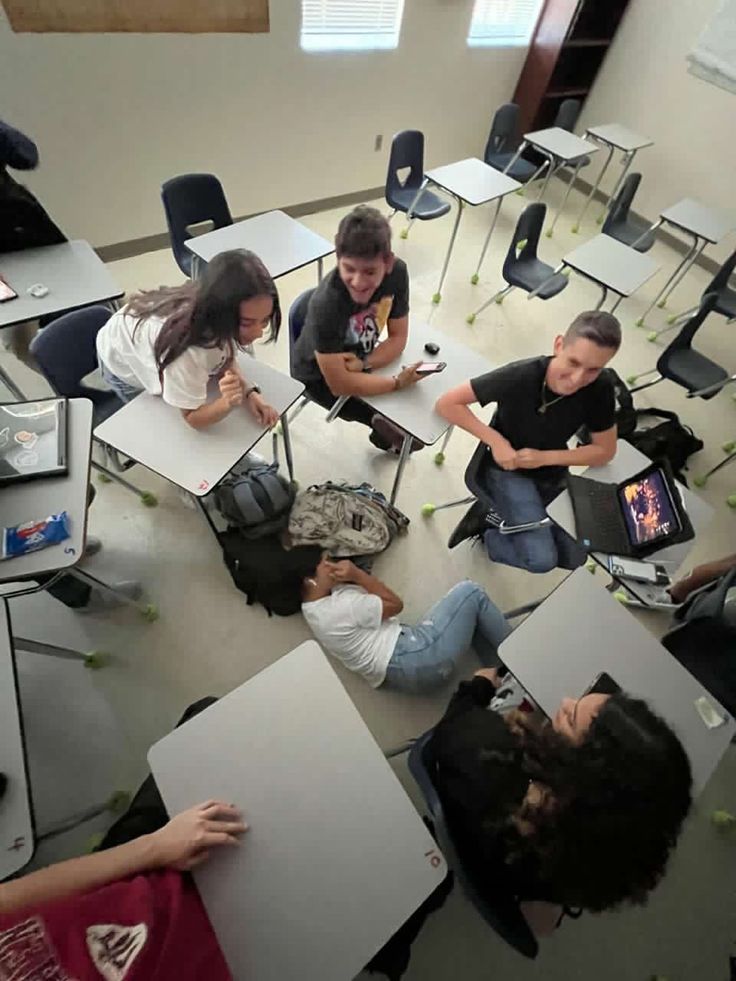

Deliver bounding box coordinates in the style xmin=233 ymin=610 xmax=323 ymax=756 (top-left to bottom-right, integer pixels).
xmin=425 ymin=667 xmax=692 ymax=927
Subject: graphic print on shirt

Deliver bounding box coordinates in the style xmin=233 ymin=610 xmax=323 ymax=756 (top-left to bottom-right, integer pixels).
xmin=346 ymin=296 xmax=393 ymax=356
xmin=0 ymin=916 xmax=71 ymax=981
xmin=86 ymin=922 xmax=148 ymax=981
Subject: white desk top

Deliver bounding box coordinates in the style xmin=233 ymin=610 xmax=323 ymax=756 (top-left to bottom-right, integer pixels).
xmin=499 ymin=568 xmax=734 ymax=794
xmin=0 ymin=241 xmax=123 ymax=330
xmin=184 ymin=210 xmax=334 ymax=275
xmin=363 ymin=324 xmax=495 ymax=445
xmin=563 ymin=233 xmax=660 ymax=296
xmin=0 ymin=398 xmax=92 ymax=584
xmin=426 ymin=157 xmax=521 ymax=206
xmin=546 ymin=439 xmax=712 ymax=575
xmin=94 ymin=355 xmax=303 ymax=496
xmin=586 ymin=123 xmax=654 ymax=152
xmin=149 ymin=642 xmax=447 ymax=981
xmin=0 ymin=599 xmax=34 ymax=879
xmin=523 ymin=127 xmax=598 ymax=162
xmin=660 ymin=198 xmax=736 ymax=244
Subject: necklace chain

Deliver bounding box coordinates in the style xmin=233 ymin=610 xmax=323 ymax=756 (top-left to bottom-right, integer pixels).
xmin=538 ymin=377 xmax=566 ymax=415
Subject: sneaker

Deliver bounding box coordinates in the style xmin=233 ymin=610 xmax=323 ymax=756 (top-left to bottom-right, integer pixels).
xmin=448 ymin=500 xmax=498 ymax=549
xmin=77 ymin=580 xmax=143 ymax=615
xmin=369 ymin=415 xmax=424 ymax=454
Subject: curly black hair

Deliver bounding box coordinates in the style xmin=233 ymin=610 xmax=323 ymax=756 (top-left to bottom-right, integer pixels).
xmin=510 ymin=694 xmax=693 ymax=912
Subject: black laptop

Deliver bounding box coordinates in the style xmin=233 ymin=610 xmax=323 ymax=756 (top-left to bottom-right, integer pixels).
xmin=567 ymin=460 xmax=694 ymax=558
xmin=0 ymin=398 xmax=68 ymax=486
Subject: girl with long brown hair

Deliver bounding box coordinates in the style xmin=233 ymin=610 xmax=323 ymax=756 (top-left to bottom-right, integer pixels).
xmin=97 ymin=249 xmax=281 ymax=430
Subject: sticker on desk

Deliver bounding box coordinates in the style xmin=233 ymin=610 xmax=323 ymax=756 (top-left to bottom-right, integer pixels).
xmin=198 ymin=479 xmax=210 ymax=492
xmin=694 ymin=695 xmax=728 ymax=730
xmin=14 ymin=429 xmax=38 ymax=449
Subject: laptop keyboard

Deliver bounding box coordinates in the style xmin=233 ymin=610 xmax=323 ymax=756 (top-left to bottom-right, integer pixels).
xmin=573 ymin=481 xmax=623 ymax=551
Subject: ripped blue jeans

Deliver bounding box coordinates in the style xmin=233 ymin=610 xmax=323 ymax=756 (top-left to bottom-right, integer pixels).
xmin=383 ymin=581 xmax=510 ymax=694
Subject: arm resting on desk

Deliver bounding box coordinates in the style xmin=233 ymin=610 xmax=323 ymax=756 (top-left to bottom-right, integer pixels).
xmin=316 ymin=351 xmax=398 ymax=397
xmin=364 ymin=316 xmax=408 ymax=370
xmin=0 ymin=801 xmax=245 ymax=915
xmin=181 ymin=396 xmax=234 ymax=430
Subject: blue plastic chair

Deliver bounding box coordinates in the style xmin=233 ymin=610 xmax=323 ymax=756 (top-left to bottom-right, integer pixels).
xmin=602 ymin=174 xmax=655 ymax=252
xmin=403 ymin=729 xmax=539 ymax=958
xmin=385 ymin=130 xmax=451 ymax=237
xmin=287 ymin=288 xmax=347 ymax=424
xmin=161 ymin=173 xmax=233 ymax=278
xmin=484 ymin=104 xmax=540 ymax=183
xmin=30 ymin=306 xmax=156 ymax=505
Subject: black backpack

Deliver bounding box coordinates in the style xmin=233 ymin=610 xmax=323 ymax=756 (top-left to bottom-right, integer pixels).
xmin=214 ymin=459 xmax=295 ymax=539
xmin=625 ymin=407 xmax=704 ymax=486
xmin=217 ymin=530 xmax=321 ymax=617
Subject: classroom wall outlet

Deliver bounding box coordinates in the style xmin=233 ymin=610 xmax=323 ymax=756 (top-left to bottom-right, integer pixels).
xmin=374 ymin=134 xmax=383 ymax=152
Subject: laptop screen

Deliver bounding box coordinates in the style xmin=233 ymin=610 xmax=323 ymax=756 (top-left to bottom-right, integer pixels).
xmin=618 ymin=469 xmax=681 ymax=546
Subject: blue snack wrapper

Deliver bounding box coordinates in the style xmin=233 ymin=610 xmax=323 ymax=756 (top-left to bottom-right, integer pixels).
xmin=2 ymin=512 xmax=71 ymax=559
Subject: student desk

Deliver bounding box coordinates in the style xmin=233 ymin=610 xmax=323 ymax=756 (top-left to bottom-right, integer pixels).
xmin=149 ymin=641 xmax=447 ymax=981
xmin=546 ymin=439 xmax=712 ymax=606
xmin=0 ymin=598 xmax=34 ymax=879
xmin=1 ymin=398 xmax=150 ymax=646
xmin=362 ymin=324 xmax=494 ymax=506
xmin=574 ymin=123 xmax=654 ymax=232
xmin=636 ymin=198 xmax=736 ymax=329
xmin=530 ymin=233 xmax=660 ymax=312
xmin=0 ymin=241 xmax=124 ymax=399
xmin=415 ymin=158 xmax=520 ymax=303
xmin=94 ymin=356 xmax=304 ymax=495
xmin=499 ymin=568 xmax=734 ymax=794
xmin=503 ymin=127 xmax=599 ymax=237
xmin=185 ymin=210 xmax=334 ymax=283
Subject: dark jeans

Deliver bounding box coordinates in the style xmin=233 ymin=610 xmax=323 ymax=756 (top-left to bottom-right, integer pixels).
xmin=305 ymin=377 xmax=377 ymax=429
xmin=98 ymin=698 xmax=217 ymax=850
xmin=480 ymin=467 xmax=586 ymax=574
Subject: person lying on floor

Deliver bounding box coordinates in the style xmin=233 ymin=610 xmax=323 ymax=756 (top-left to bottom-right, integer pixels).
xmin=435 ymin=310 xmax=621 ymax=573
xmin=425 ymin=666 xmax=692 ymax=932
xmin=0 ymin=698 xmax=245 ymax=980
xmin=300 ymin=556 xmax=510 ymax=692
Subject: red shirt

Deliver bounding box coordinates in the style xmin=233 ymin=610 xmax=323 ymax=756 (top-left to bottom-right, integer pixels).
xmin=0 ymin=869 xmax=232 ymax=980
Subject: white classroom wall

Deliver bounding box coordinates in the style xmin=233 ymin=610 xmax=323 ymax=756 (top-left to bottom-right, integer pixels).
xmin=0 ymin=0 xmax=525 ymax=249
xmin=580 ymin=0 xmax=736 ymax=264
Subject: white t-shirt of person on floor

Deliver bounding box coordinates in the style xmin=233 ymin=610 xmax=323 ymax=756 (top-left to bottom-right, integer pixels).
xmin=302 ymin=584 xmax=402 ymax=687
xmin=96 ymin=308 xmax=230 ymax=410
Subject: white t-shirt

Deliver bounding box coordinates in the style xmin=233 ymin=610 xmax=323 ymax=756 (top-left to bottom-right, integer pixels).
xmin=96 ymin=308 xmax=230 ymax=410
xmin=302 ymin=585 xmax=402 ymax=688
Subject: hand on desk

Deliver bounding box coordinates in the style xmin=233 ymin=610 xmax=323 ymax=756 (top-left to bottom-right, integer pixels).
xmin=148 ymin=800 xmax=248 ymax=872
xmin=219 ymin=370 xmax=245 ymax=408
xmin=247 ymin=392 xmax=279 ymax=429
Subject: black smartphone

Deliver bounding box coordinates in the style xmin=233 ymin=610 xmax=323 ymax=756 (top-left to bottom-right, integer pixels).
xmin=0 ymin=275 xmax=18 ymax=303
xmin=585 ymin=672 xmax=621 ymax=697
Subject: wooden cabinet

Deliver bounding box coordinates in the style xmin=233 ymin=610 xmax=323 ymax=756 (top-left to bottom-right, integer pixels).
xmin=512 ymin=0 xmax=631 ymax=134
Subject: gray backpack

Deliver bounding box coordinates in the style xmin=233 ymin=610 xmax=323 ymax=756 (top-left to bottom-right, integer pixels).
xmin=287 ymin=481 xmax=409 ymax=556
xmin=215 ymin=458 xmax=295 ymax=539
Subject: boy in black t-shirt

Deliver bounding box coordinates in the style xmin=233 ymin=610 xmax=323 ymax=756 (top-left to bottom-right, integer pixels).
xmin=292 ymin=205 xmax=425 ymax=451
xmin=435 ymin=311 xmax=621 ymax=573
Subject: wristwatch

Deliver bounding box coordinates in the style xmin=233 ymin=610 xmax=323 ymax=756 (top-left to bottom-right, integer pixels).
xmin=244 ymin=384 xmax=261 ymax=399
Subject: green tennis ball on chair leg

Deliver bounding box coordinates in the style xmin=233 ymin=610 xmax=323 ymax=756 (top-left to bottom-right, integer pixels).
xmin=421 ymin=503 xmax=436 ymax=517
xmin=466 ymin=314 xmax=476 ymax=325
xmin=727 ymin=494 xmax=736 ymax=509
xmin=432 ymin=292 xmax=441 ymax=305
xmin=693 ymin=474 xmax=707 ymax=488
xmin=470 ymin=274 xmax=479 ymax=285
xmin=400 ymin=228 xmax=408 ymax=240
xmin=722 ymin=441 xmax=736 ymax=453
xmin=635 ymin=318 xmax=645 ymax=328
xmin=647 ymin=331 xmax=658 ymax=342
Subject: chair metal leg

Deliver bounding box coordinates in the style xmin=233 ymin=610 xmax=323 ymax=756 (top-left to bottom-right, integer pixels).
xmin=536 ymin=155 xmax=557 ymax=202
xmin=434 ymin=426 xmax=454 ymax=464
xmin=37 ymin=796 xmax=128 ymax=843
xmin=280 ymin=412 xmax=295 ymax=483
xmin=503 ymin=598 xmax=544 ymax=620
xmin=325 ymin=394 xmax=349 ymax=423
xmin=471 ymin=198 xmax=503 ymax=282
xmin=433 ymin=195 xmax=464 ymax=304
xmin=547 ymin=158 xmax=583 ymax=236
xmin=288 ymin=396 xmax=310 ymax=424
xmin=422 ymin=494 xmax=476 ymax=516
xmin=659 ymin=240 xmax=706 ymax=307
xmin=468 ymin=285 xmax=514 ymax=323
xmin=573 ymin=138 xmax=614 ymax=231
xmin=14 ymin=636 xmax=91 ymax=662
xmin=502 ymin=142 xmax=526 ymax=177
xmin=699 ymin=449 xmax=736 ymax=481
xmin=402 ymin=178 xmax=430 ymax=239
xmin=636 ymin=233 xmax=699 ymax=326
xmin=527 ymin=263 xmax=566 ymax=301
xmin=685 ymin=374 xmax=736 ymax=399
xmin=599 ymin=149 xmax=636 ymax=223
xmin=68 ymin=568 xmax=153 ymax=618
xmin=610 ymin=293 xmax=624 ymax=314
xmin=595 ymin=286 xmax=609 ymax=311
xmin=389 ymin=433 xmax=414 ymax=506
xmin=317 ymin=257 xmax=324 ymax=283
xmin=631 ymin=217 xmax=663 ymax=251
xmin=384 ymin=740 xmax=415 ymax=760
xmin=90 ymin=460 xmax=157 ymax=507
xmin=628 ymin=374 xmax=664 ymax=394
xmin=0 ymin=363 xmax=27 ymax=400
